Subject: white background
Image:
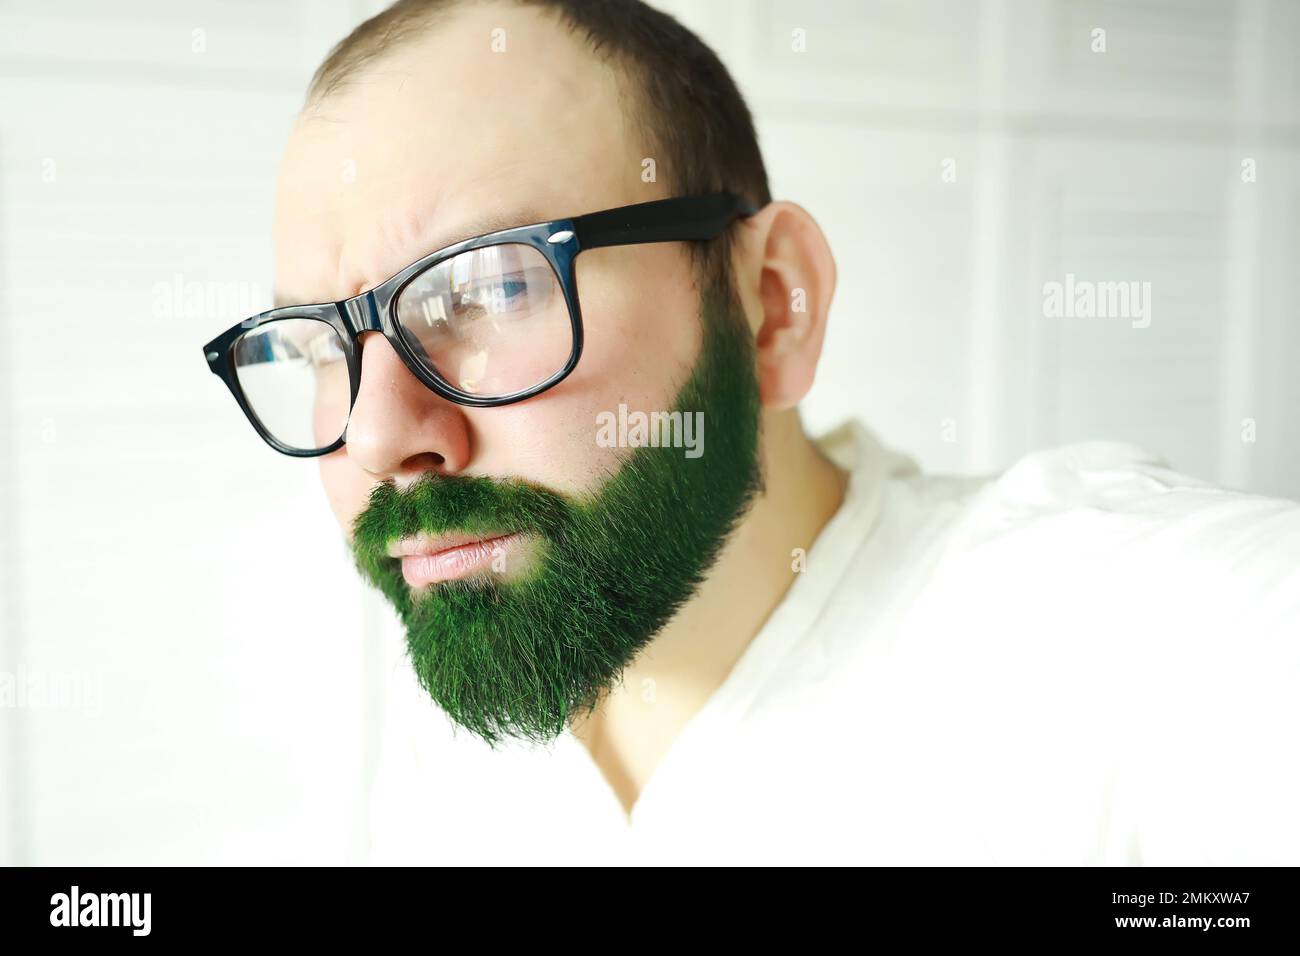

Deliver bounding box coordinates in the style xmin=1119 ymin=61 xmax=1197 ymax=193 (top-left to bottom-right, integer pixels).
xmin=1 ymin=0 xmax=1297 ymax=864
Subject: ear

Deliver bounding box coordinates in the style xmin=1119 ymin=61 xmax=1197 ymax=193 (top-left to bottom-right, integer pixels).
xmin=735 ymin=201 xmax=837 ymax=410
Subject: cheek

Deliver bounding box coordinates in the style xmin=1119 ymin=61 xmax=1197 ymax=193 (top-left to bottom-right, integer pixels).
xmin=318 ymin=452 xmax=371 ymax=538
xmin=572 ymin=244 xmax=703 ymax=418
xmin=464 ymin=247 xmax=702 ymax=495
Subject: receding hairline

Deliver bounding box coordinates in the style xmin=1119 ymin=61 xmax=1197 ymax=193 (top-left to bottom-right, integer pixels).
xmin=305 ymin=0 xmax=629 ymax=111
xmin=307 ymin=0 xmax=456 ymax=106
xmin=300 ymin=0 xmax=649 ymax=196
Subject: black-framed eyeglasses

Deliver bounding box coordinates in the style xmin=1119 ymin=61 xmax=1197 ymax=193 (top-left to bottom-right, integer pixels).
xmin=200 ymin=192 xmax=758 ymax=458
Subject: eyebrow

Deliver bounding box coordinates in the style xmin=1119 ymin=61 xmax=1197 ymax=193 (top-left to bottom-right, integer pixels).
xmin=272 ymin=205 xmax=549 ymax=309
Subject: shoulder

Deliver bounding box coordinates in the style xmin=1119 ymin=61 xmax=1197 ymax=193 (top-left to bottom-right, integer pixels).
xmin=944 ymin=440 xmax=1300 ymax=582
xmin=818 ymin=422 xmax=1300 ymax=618
xmin=862 ymin=436 xmax=1300 ymax=651
xmin=982 ymin=438 xmax=1265 ymax=515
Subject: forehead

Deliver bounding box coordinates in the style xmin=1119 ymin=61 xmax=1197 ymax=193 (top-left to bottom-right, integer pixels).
xmin=272 ymin=1 xmax=647 ymax=305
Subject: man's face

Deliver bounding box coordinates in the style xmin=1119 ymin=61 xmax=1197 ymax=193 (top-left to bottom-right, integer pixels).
xmin=273 ymin=2 xmax=763 ymax=744
xmin=274 ymin=3 xmax=703 ymax=514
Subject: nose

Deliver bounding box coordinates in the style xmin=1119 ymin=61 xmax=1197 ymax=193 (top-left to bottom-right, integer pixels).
xmin=343 ymin=332 xmax=472 ymax=483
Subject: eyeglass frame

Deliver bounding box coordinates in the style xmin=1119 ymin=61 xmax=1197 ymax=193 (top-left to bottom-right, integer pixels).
xmin=201 ymin=192 xmax=760 ymax=458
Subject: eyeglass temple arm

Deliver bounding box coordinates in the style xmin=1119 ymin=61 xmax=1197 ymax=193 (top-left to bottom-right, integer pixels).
xmin=573 ymin=193 xmax=758 ymax=249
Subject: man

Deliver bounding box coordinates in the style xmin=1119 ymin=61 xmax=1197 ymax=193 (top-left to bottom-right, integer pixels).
xmin=201 ymin=0 xmax=1299 ymax=864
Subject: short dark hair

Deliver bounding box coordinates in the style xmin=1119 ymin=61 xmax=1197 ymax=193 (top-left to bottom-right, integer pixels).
xmin=306 ymin=0 xmax=770 ymax=288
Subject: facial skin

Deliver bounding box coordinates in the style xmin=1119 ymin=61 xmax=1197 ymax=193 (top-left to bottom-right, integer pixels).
xmin=275 ymin=4 xmax=701 ymax=517
xmin=273 ymin=1 xmax=845 ymax=811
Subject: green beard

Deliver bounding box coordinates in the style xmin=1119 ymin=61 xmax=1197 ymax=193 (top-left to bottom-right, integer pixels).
xmin=351 ymin=282 xmax=763 ymax=746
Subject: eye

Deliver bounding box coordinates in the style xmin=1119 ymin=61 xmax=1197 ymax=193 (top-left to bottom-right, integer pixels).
xmin=455 ymin=272 xmax=532 ymax=316
xmin=498 ymin=275 xmax=528 ymax=299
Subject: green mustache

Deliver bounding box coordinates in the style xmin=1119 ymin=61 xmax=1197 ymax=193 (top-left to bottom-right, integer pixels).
xmin=353 ymin=471 xmax=575 ymax=583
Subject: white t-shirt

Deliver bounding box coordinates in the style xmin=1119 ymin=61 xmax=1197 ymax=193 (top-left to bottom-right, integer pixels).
xmin=366 ymin=420 xmax=1300 ymax=865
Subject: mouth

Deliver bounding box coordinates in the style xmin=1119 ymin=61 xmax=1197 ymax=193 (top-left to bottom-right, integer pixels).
xmin=388 ymin=531 xmax=525 ymax=588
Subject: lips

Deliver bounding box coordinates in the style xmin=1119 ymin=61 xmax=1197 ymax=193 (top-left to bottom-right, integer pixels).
xmin=389 ymin=531 xmax=523 ymax=587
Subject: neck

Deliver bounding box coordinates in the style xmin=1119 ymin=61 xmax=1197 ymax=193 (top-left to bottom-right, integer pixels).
xmin=569 ymin=408 xmax=849 ymax=813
